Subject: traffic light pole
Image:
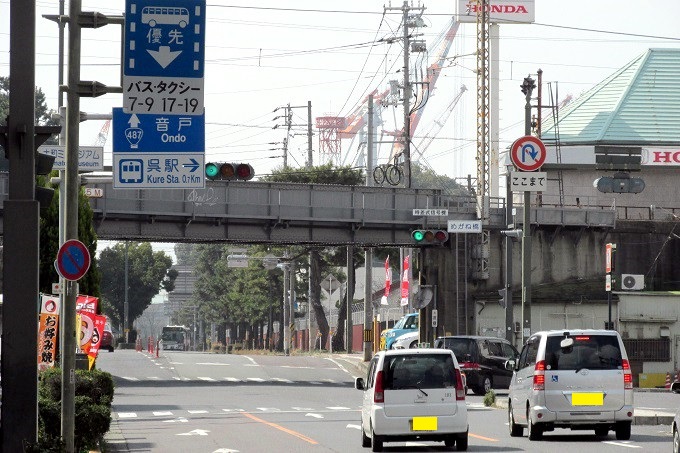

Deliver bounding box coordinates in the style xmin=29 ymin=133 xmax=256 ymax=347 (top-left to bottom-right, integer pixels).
xmin=3 ymin=1 xmax=40 ymax=449
xmin=520 ymin=76 xmax=535 ymax=344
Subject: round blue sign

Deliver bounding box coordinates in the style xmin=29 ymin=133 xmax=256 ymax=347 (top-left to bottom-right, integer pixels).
xmin=56 ymin=239 xmax=91 ymax=281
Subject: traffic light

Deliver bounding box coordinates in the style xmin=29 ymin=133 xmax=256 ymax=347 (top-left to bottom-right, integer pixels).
xmin=411 ymin=229 xmax=449 ymax=245
xmin=498 ymin=288 xmax=507 ymax=308
xmin=594 ymin=172 xmax=645 ymax=194
xmin=205 ymin=163 xmax=255 ymax=181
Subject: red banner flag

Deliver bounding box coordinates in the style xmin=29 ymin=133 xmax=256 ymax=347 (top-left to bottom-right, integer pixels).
xmin=381 ymin=256 xmax=391 ymax=305
xmin=401 ymin=255 xmax=410 ymax=306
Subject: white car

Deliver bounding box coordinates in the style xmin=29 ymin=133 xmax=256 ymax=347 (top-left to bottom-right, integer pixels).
xmin=355 ymin=349 xmax=468 ymax=451
xmin=507 ymin=329 xmax=634 ymax=440
xmin=391 ymin=331 xmax=419 ymax=349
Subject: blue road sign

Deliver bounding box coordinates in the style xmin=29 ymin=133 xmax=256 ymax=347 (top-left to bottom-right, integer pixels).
xmin=56 ymin=239 xmax=91 ymax=281
xmin=112 ymin=108 xmax=204 ymax=153
xmin=123 ymin=0 xmax=206 ymax=115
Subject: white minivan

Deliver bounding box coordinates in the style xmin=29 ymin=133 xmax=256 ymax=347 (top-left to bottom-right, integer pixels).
xmin=355 ymin=349 xmax=468 ymax=451
xmin=507 ymin=329 xmax=634 ymax=441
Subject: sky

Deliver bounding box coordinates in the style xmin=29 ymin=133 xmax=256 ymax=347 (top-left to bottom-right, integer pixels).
xmin=2 ymin=0 xmax=680 ymax=256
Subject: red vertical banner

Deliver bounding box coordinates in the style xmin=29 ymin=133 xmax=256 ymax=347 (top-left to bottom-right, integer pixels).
xmin=87 ymin=315 xmax=108 ymax=370
xmin=76 ymin=295 xmax=99 ymax=314
xmin=381 ymin=256 xmax=391 ymax=305
xmin=38 ymin=295 xmax=61 ymax=371
xmin=401 ymin=255 xmax=410 ymax=306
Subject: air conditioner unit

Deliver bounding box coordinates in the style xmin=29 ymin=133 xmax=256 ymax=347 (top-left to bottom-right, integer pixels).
xmin=621 ymin=274 xmax=644 ymax=290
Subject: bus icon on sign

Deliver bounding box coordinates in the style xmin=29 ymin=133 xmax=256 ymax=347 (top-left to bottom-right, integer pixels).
xmin=141 ymin=6 xmax=190 ymax=28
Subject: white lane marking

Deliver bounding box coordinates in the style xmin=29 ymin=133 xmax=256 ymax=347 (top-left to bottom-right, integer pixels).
xmin=117 ymin=413 xmax=137 ymax=418
xmin=603 ymin=441 xmax=641 ymax=449
xmin=327 ymin=406 xmax=351 ymax=410
xmin=197 ymin=362 xmax=231 ymax=366
xmin=188 ymin=410 xmax=209 ymax=414
xmin=212 ymin=449 xmax=240 ymax=453
xmin=177 ymin=429 xmax=209 ymax=436
xmin=198 ymin=377 xmax=216 ymax=382
xmin=153 ymin=411 xmax=173 ymax=416
xmin=257 ymin=407 xmax=280 ymax=412
xmin=305 ymin=413 xmax=324 ymax=419
xmin=325 ymin=357 xmax=351 ymax=374
xmin=172 ymin=377 xmax=181 ymax=381
xmin=292 ymin=407 xmax=314 ymax=411
xmin=121 ymin=377 xmax=139 ymax=381
xmin=224 ymin=377 xmax=241 ymax=382
xmin=280 ymin=365 xmax=314 ymax=369
xmin=246 ymin=377 xmax=265 ymax=382
xmin=243 ymin=356 xmax=258 ymax=366
xmin=163 ymin=417 xmax=188 ymax=423
xmin=347 ymin=424 xmax=361 ymax=430
xmin=308 ymin=381 xmax=322 ymax=385
xmin=147 ymin=376 xmax=160 ymax=380
xmin=222 ymin=409 xmax=245 ymax=412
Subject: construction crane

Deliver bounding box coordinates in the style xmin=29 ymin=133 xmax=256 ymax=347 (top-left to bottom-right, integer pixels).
xmin=93 ymin=119 xmax=111 ymax=147
xmin=412 ymin=84 xmax=467 ymax=161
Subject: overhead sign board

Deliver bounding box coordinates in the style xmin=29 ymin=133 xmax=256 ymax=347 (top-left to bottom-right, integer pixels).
xmin=112 ymin=108 xmax=205 ymax=189
xmin=413 ymin=208 xmax=448 ymax=217
xmin=447 ymin=220 xmax=482 ymax=233
xmin=457 ymin=0 xmax=535 ymax=24
xmin=510 ymin=135 xmax=547 ymax=171
xmin=510 ymin=171 xmax=547 ymax=192
xmin=123 ymin=0 xmax=206 ymax=115
xmin=38 ymin=145 xmax=104 ymax=171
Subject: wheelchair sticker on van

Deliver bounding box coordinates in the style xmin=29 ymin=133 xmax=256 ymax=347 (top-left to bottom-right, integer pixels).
xmin=552 ymin=375 xmax=558 ymax=382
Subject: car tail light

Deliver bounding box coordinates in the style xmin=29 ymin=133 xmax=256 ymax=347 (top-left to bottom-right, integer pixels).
xmin=622 ymin=359 xmax=633 ymax=389
xmin=455 ymin=369 xmax=466 ymax=401
xmin=533 ymin=360 xmax=546 ymax=391
xmin=460 ymin=362 xmax=480 ymax=370
xmin=374 ymin=371 xmax=384 ymax=403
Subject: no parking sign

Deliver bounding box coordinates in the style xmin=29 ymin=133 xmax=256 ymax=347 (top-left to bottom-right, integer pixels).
xmin=55 ymin=239 xmax=91 ymax=281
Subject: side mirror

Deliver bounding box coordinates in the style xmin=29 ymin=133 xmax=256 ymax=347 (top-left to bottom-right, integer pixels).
xmin=505 ymin=359 xmax=516 ymax=371
xmin=355 ymin=377 xmax=365 ymax=390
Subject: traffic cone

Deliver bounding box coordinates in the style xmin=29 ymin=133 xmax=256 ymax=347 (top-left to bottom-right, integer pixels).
xmin=665 ymin=372 xmax=671 ymax=389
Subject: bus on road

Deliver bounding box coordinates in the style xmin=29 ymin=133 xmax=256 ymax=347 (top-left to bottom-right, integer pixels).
xmin=161 ymin=325 xmax=190 ymax=351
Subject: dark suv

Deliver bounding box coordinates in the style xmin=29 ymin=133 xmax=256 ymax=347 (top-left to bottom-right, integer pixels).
xmin=434 ymin=335 xmax=519 ymax=395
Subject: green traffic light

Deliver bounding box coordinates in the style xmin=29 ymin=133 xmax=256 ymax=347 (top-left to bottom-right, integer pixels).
xmin=412 ymin=230 xmax=425 ymax=242
xmin=205 ymin=163 xmax=219 ymax=179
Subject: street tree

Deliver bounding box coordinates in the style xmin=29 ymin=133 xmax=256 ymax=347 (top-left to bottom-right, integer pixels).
xmin=99 ymin=242 xmax=177 ymax=337
xmin=262 ymin=164 xmax=364 ymax=351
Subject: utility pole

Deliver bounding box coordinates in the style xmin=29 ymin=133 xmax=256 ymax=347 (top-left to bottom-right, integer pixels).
xmin=364 ymin=95 xmax=374 ymax=361
xmin=384 ymin=1 xmax=424 ymax=188
xmin=346 ymin=246 xmax=354 ymax=353
xmin=307 ymin=101 xmax=313 ymax=168
xmin=520 ymin=76 xmax=536 ymax=343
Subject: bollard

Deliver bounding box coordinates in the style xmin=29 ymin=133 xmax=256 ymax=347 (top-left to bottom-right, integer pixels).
xmin=156 ymin=339 xmax=161 ymax=358
xmin=665 ymin=372 xmax=671 ymax=389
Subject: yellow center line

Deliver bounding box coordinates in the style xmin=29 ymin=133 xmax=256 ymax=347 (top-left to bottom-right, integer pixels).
xmin=470 ymin=432 xmax=499 ymax=442
xmin=241 ymin=412 xmax=318 ymax=445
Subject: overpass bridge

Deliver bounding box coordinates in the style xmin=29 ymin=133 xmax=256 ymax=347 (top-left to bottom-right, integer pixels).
xmin=0 ymin=173 xmax=618 ymax=245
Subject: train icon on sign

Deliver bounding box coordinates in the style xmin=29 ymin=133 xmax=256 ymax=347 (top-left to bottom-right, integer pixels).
xmin=141 ymin=6 xmax=190 ymax=28
xmin=119 ymin=159 xmax=144 ymax=183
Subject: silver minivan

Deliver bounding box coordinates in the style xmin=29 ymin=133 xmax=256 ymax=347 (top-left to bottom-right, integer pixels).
xmin=506 ymin=329 xmax=634 ymax=440
xmin=355 ymin=349 xmax=468 ymax=451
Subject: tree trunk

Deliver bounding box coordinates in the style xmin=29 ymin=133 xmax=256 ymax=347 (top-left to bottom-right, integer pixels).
xmin=332 ymin=258 xmax=356 ymax=352
xmin=309 ymin=249 xmax=329 ymax=349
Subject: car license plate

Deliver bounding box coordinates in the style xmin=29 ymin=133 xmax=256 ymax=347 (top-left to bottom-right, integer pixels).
xmin=412 ymin=416 xmax=438 ymax=431
xmin=572 ymin=392 xmax=604 ymax=406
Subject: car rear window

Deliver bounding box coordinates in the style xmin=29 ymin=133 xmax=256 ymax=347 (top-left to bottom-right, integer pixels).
xmin=438 ymin=338 xmax=477 ymax=363
xmin=545 ymin=334 xmax=623 ymax=371
xmin=383 ymin=354 xmax=456 ymax=389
